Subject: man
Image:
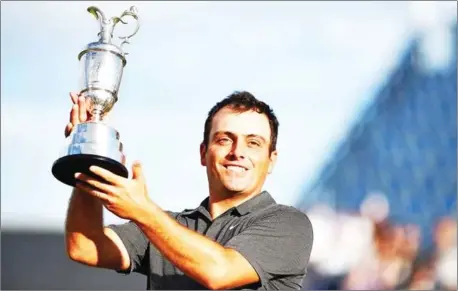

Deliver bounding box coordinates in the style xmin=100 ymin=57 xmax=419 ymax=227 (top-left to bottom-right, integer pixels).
xmin=65 ymin=90 xmax=313 ymax=290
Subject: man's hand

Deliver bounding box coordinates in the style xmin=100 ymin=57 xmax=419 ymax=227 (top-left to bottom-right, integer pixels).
xmin=65 ymin=92 xmax=91 ymax=137
xmin=75 ymin=161 xmax=261 ymax=289
xmin=74 ymin=162 xmax=150 ymax=221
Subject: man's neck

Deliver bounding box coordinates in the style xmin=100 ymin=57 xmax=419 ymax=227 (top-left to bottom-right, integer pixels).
xmin=208 ymin=189 xmax=260 ymax=219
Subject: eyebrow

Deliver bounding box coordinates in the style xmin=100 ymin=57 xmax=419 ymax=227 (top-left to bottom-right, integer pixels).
xmin=213 ymin=131 xmax=267 ymax=143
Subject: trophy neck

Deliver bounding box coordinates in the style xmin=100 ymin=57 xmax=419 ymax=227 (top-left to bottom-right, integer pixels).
xmin=99 ymin=20 xmax=115 ymax=44
xmin=100 ymin=30 xmax=112 ymax=44
xmin=91 ymin=112 xmax=103 ymax=122
xmin=88 ymin=106 xmax=106 ymax=122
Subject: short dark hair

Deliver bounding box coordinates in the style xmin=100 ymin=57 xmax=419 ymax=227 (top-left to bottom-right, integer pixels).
xmin=202 ymin=91 xmax=279 ymax=153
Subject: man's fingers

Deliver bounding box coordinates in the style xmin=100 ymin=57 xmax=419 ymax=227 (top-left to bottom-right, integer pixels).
xmin=88 ymin=166 xmax=126 ymax=186
xmin=66 ymin=91 xmax=87 ymax=138
xmin=65 ymin=122 xmax=73 ymax=137
xmin=75 ymin=172 xmax=118 ymax=194
xmin=70 ymin=104 xmax=80 ymax=125
xmin=132 ymin=161 xmax=145 ymax=182
xmin=78 ymin=96 xmax=88 ymax=122
xmin=75 ymin=180 xmax=113 ymax=202
xmin=70 ymin=92 xmax=79 ymax=104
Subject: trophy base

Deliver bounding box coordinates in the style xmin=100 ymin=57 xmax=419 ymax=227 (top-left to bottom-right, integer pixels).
xmin=52 ymin=154 xmax=128 ymax=187
xmin=52 ymin=121 xmax=127 ymax=187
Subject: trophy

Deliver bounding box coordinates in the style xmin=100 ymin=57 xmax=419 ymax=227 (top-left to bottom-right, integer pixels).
xmin=52 ymin=6 xmax=140 ymax=186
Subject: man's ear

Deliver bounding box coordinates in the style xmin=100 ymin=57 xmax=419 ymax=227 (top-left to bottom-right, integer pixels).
xmin=200 ymin=143 xmax=207 ymax=166
xmin=268 ymin=150 xmax=278 ymax=174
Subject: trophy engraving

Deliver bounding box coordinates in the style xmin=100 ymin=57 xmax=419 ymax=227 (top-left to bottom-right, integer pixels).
xmin=52 ymin=6 xmax=140 ymax=186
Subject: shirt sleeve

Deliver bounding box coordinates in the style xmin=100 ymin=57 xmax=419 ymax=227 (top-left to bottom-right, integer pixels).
xmin=106 ymin=211 xmax=179 ymax=276
xmin=106 ymin=221 xmax=150 ymax=275
xmin=224 ymin=207 xmax=314 ymax=289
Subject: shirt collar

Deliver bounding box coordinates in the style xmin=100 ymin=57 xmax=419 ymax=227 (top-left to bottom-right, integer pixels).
xmin=181 ymin=198 xmax=210 ymax=217
xmin=181 ymin=191 xmax=276 ymax=218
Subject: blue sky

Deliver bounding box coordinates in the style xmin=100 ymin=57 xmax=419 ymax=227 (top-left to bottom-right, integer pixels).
xmin=1 ymin=1 xmax=455 ymax=231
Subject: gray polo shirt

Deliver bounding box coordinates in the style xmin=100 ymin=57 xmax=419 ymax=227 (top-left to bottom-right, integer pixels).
xmin=107 ymin=191 xmax=313 ymax=290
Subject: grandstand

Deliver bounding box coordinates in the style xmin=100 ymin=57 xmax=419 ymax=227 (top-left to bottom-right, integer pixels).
xmin=297 ymin=24 xmax=457 ymax=248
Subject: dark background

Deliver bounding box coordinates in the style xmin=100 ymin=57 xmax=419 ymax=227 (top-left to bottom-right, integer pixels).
xmin=1 ymin=231 xmax=145 ymax=290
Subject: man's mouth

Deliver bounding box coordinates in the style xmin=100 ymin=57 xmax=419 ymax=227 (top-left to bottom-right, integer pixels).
xmin=224 ymin=165 xmax=248 ymax=173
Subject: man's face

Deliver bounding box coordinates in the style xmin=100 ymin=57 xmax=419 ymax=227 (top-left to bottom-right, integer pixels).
xmin=200 ymin=107 xmax=277 ymax=196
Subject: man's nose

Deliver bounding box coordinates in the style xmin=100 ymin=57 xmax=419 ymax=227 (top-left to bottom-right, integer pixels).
xmin=229 ymin=141 xmax=246 ymax=159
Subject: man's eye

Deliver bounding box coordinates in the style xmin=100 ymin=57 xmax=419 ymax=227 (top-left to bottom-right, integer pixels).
xmin=248 ymin=140 xmax=261 ymax=147
xmin=217 ymin=138 xmax=231 ymax=144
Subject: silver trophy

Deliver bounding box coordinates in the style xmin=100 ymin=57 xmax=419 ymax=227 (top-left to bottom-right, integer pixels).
xmin=52 ymin=6 xmax=140 ymax=186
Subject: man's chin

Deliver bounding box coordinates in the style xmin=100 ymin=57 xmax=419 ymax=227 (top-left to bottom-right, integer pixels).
xmin=222 ymin=184 xmax=251 ymax=195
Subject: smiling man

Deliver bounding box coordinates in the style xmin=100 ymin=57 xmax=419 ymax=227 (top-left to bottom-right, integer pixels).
xmin=65 ymin=91 xmax=314 ymax=290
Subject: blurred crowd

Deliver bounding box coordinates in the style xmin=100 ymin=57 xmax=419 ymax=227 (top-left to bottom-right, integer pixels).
xmin=302 ymin=194 xmax=457 ymax=290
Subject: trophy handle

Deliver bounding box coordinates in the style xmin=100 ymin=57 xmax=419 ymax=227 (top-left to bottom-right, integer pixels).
xmin=87 ymin=6 xmax=140 ymax=52
xmin=87 ymin=6 xmax=107 ymax=21
xmin=112 ymin=6 xmax=140 ymax=54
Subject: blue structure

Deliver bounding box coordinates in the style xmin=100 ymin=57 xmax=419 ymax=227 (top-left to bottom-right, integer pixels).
xmin=297 ymin=25 xmax=457 ymax=247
